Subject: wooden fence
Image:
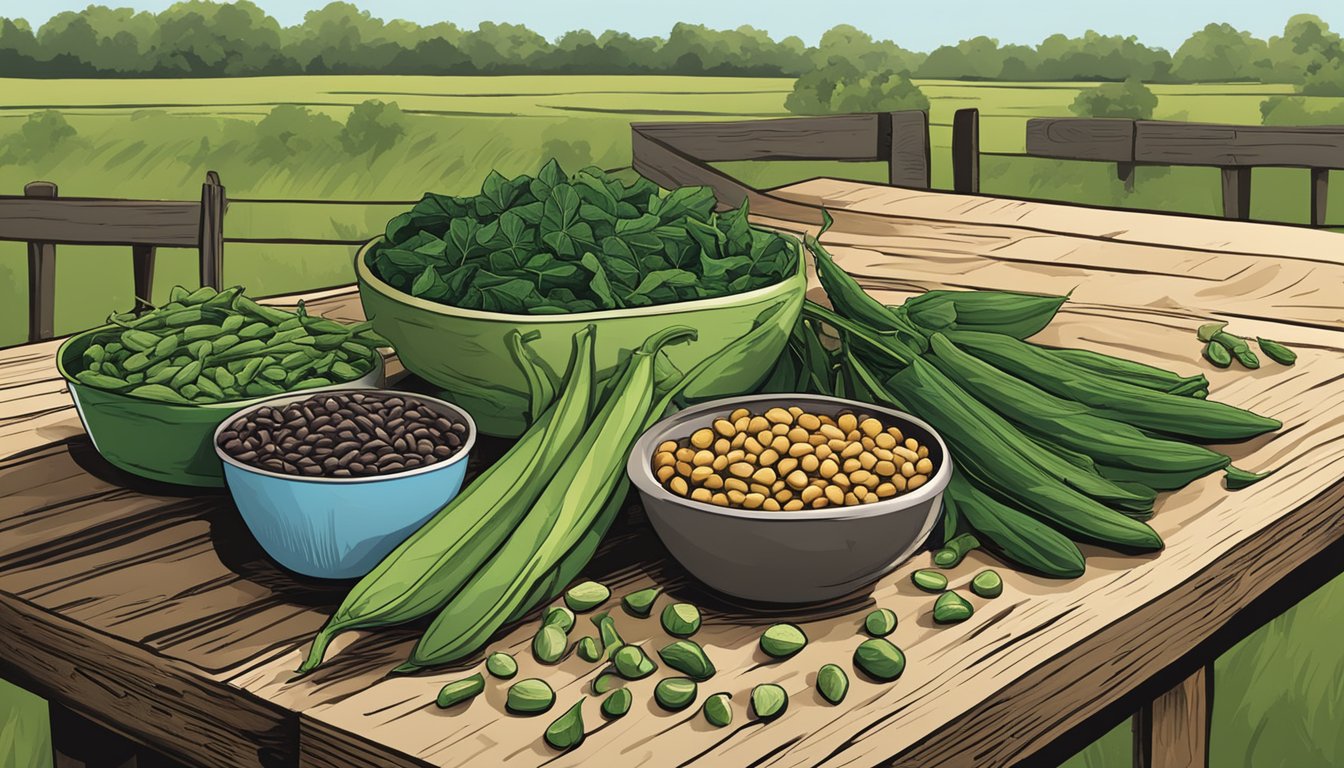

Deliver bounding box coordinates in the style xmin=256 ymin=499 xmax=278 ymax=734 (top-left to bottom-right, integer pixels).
xmin=952 ymin=108 xmax=1343 ymax=224
xmin=6 ymin=109 xmax=1342 ymax=344
xmin=0 ymin=172 xmax=225 ymax=342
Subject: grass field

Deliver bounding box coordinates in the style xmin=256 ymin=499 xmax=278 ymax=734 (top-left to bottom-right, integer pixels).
xmin=2 ymin=75 xmax=1343 ymax=768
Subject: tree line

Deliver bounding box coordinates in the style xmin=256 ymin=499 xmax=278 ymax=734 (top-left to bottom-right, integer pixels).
xmin=0 ymin=1 xmax=1341 ymax=93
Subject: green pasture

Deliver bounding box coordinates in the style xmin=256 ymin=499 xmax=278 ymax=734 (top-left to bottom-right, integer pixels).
xmin=2 ymin=75 xmax=1343 ymax=768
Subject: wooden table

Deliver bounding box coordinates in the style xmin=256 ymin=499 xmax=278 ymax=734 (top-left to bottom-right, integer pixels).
xmin=3 ymin=181 xmax=1343 ymax=768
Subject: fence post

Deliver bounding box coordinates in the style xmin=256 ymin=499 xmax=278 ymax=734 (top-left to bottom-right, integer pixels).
xmin=1310 ymin=169 xmax=1329 ymax=227
xmin=952 ymin=109 xmax=980 ymax=194
xmin=1118 ymin=162 xmax=1137 ymax=192
xmin=25 ymin=181 xmax=57 ymax=343
xmin=198 ymin=171 xmax=225 ymax=290
xmin=1219 ymin=167 xmax=1251 ymax=221
xmin=132 ymin=245 xmax=156 ymax=311
xmin=882 ymin=111 xmax=931 ymax=190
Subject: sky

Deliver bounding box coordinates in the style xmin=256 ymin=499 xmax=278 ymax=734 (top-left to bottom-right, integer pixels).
xmin=5 ymin=0 xmax=1342 ymax=51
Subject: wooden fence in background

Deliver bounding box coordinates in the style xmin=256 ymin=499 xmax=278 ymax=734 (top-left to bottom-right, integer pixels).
xmin=4 ymin=109 xmax=1341 ymax=345
xmin=951 ymin=108 xmax=1344 ymax=223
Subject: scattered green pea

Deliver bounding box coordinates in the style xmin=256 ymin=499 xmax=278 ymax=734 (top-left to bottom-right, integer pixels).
xmin=933 ymin=592 xmax=974 ymax=624
xmin=1256 ymin=338 xmax=1297 ymax=365
xmin=702 ymin=693 xmax=733 ymax=727
xmin=750 ymin=684 xmax=788 ymax=721
xmin=591 ymin=673 xmax=618 ymax=696
xmin=544 ymin=606 xmax=576 ymax=633
xmin=854 ymin=638 xmax=905 ymax=682
xmin=971 ymin=570 xmax=1003 ymax=598
xmin=1203 ymin=340 xmax=1232 ymax=368
xmin=506 ymin=678 xmax=555 ymax=715
xmin=863 ymin=608 xmax=897 ymax=637
xmin=661 ymin=603 xmax=701 ymax=637
xmin=576 ymin=636 xmax=603 ymax=663
xmin=544 ymin=700 xmax=585 ymax=751
xmin=591 ymin=611 xmax=624 ymax=659
xmin=564 ymin=581 xmax=610 ymax=612
xmin=933 ymin=533 xmax=981 ymax=568
xmin=601 ymin=688 xmax=632 ymax=719
xmin=759 ymin=623 xmax=808 ymax=659
xmin=621 ymin=587 xmax=661 ymax=618
xmin=611 ymin=644 xmax=657 ymax=680
xmin=654 ymin=678 xmax=698 ymax=711
xmin=817 ymin=663 xmax=849 ymax=704
xmin=436 ymin=673 xmax=484 ymax=708
xmin=913 ymin=569 xmax=949 ymax=592
xmin=532 ymin=624 xmax=569 ymax=664
xmin=658 ymin=640 xmax=716 ymax=681
xmin=485 ymin=652 xmax=517 ymax=679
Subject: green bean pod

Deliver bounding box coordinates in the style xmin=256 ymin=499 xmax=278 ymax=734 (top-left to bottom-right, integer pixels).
xmin=945 ymin=330 xmax=1280 ymax=441
xmin=401 ymin=326 xmax=697 ymax=669
xmin=928 ymin=333 xmax=1229 ymax=490
xmin=1044 ymin=346 xmax=1208 ymax=396
xmin=944 ymin=472 xmax=1086 ymax=578
xmin=298 ymin=327 xmax=597 ymax=675
xmin=905 ymin=289 xmax=1067 ymax=340
xmin=858 ymin=354 xmax=1162 ymax=551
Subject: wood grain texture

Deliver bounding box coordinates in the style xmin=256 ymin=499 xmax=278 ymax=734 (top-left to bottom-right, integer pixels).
xmin=0 ymin=198 xmax=201 ymax=246
xmin=1134 ymin=121 xmax=1344 ymax=168
xmin=632 ymin=115 xmax=882 ymax=161
xmin=2 ymin=180 xmax=1343 ymax=768
xmin=1026 ymin=118 xmax=1135 ymax=162
xmin=131 ymin=245 xmax=156 ymax=309
xmin=882 ymin=111 xmax=931 ymax=190
xmin=1134 ymin=666 xmax=1212 ymax=768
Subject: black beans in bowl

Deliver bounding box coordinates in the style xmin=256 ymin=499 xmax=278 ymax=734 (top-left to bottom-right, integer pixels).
xmin=216 ymin=390 xmax=471 ymax=478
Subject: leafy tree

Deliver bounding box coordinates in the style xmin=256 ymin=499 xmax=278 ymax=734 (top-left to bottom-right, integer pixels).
xmin=786 ymin=60 xmax=928 ymax=114
xmin=1070 ymin=77 xmax=1158 ymax=118
xmin=1260 ymin=95 xmax=1344 ymax=125
xmin=1172 ymin=24 xmax=1270 ymax=82
xmin=811 ymin=25 xmax=924 ymax=74
xmin=917 ymin=36 xmax=1003 ymax=80
xmin=251 ymin=105 xmax=342 ymax=162
xmin=340 ymin=100 xmax=406 ymax=157
xmin=1266 ymin=14 xmax=1344 ymax=89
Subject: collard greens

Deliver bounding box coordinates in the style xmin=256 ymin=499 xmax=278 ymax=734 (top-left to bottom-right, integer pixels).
xmin=367 ymin=161 xmax=798 ymax=314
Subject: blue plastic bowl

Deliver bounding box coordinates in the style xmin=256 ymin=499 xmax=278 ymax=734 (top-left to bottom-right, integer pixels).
xmin=213 ymin=389 xmax=476 ymax=579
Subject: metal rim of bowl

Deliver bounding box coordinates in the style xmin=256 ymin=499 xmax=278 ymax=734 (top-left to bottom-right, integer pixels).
xmin=212 ymin=388 xmax=478 ymax=485
xmin=627 ymin=393 xmax=953 ymax=522
xmin=56 ymin=323 xmax=387 ymax=411
xmin=354 ymin=234 xmax=805 ymax=323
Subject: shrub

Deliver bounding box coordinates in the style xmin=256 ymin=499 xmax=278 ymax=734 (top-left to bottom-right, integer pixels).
xmin=786 ymin=60 xmax=929 ymax=115
xmin=339 ymin=100 xmax=406 ymax=157
xmin=0 ymin=110 xmax=77 ymax=162
xmin=1070 ymin=78 xmax=1158 ymax=119
xmin=1259 ymin=95 xmax=1344 ymax=125
xmin=252 ymin=105 xmax=342 ymax=162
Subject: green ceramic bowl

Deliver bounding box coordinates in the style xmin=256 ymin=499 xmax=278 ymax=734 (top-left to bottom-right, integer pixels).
xmin=355 ymin=236 xmax=807 ymax=437
xmin=56 ymin=326 xmax=384 ymax=487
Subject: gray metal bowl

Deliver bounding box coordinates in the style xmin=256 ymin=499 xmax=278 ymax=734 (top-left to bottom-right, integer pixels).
xmin=627 ymin=394 xmax=953 ymax=604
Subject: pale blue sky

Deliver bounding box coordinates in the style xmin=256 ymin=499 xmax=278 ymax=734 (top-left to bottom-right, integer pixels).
xmin=5 ymin=0 xmax=1342 ymax=51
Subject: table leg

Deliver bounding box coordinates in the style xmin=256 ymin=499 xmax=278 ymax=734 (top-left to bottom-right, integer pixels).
xmin=1132 ymin=664 xmax=1213 ymax=768
xmin=49 ymin=703 xmax=182 ymax=768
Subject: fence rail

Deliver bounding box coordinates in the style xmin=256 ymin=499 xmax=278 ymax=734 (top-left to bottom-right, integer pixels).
xmin=951 ymin=108 xmax=1342 ymax=224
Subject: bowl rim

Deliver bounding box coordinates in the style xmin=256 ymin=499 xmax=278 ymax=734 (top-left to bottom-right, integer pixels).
xmin=627 ymin=393 xmax=953 ymax=522
xmin=56 ymin=322 xmax=386 ymax=410
xmin=212 ymin=388 xmax=477 ymax=484
xmin=354 ymin=233 xmax=805 ymax=324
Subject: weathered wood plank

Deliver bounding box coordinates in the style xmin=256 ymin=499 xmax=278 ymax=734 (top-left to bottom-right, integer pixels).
xmin=883 ymin=110 xmax=931 ymax=189
xmin=199 ymin=171 xmax=225 ymax=289
xmin=131 ymin=245 xmax=156 ymax=310
xmin=0 ymin=198 xmax=201 ymax=246
xmin=1026 ymin=117 xmax=1136 ymax=162
xmin=25 ymin=181 xmax=58 ymax=343
xmin=633 ymin=114 xmax=881 ymax=161
xmin=952 ymin=108 xmax=980 ymax=194
xmin=1220 ymin=167 xmax=1252 ymax=221
xmin=1135 ymin=122 xmax=1344 ymax=168
xmin=1134 ymin=666 xmax=1212 ymax=768
xmin=1311 ymin=168 xmax=1329 ymax=227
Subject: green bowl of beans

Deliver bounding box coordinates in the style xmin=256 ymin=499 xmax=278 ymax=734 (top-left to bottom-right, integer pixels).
xmin=55 ymin=285 xmax=389 ymax=487
xmin=57 ymin=326 xmax=385 ymax=487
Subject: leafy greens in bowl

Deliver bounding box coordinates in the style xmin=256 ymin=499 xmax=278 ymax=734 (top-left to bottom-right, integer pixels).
xmin=364 ymin=160 xmax=799 ymax=314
